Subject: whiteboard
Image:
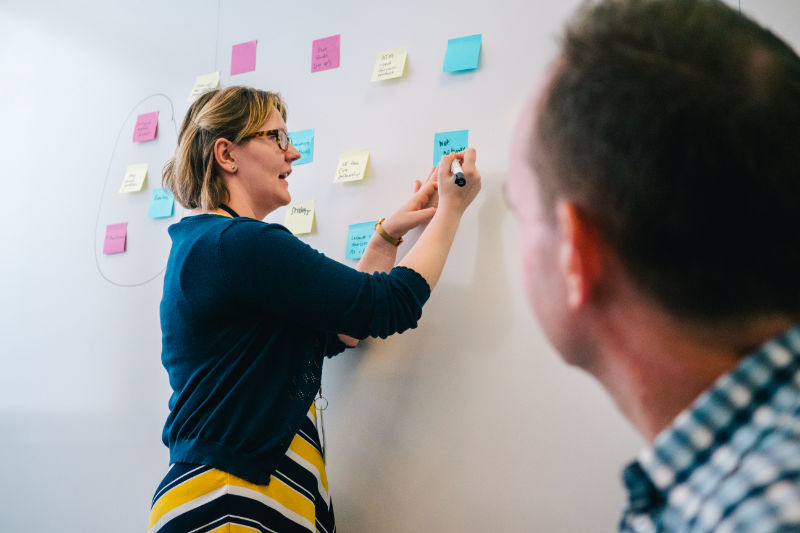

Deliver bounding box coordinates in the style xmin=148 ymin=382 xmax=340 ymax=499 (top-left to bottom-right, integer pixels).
xmin=1 ymin=0 xmax=796 ymax=531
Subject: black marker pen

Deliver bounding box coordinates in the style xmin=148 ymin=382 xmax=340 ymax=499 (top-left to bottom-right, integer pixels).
xmin=451 ymin=159 xmax=466 ymax=187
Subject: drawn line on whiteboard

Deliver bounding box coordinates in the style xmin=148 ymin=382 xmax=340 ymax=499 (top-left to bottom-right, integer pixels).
xmin=215 ymin=0 xmax=221 ymax=71
xmin=94 ymin=93 xmax=177 ymax=288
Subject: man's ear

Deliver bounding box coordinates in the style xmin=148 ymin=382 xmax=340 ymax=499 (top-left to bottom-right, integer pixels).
xmin=213 ymin=138 xmax=237 ymax=173
xmin=555 ymin=201 xmax=604 ymax=310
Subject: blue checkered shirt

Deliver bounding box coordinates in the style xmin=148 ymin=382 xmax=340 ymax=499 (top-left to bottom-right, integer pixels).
xmin=619 ymin=326 xmax=800 ymax=533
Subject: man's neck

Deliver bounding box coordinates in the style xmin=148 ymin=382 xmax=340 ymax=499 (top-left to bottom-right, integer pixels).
xmin=586 ymin=290 xmax=794 ymax=442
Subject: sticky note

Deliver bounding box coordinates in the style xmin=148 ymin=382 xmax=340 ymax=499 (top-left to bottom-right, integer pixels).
xmin=103 ymin=223 xmax=128 ymax=254
xmin=148 ymin=188 xmax=175 ymax=219
xmin=334 ymin=149 xmax=370 ymax=183
xmin=346 ymin=221 xmax=377 ymax=260
xmin=188 ymin=71 xmax=221 ymax=102
xmin=289 ymin=129 xmax=314 ymax=165
xmin=231 ymin=40 xmax=257 ymax=75
xmin=433 ymin=130 xmax=469 ymax=165
xmin=371 ymin=47 xmax=408 ymax=81
xmin=443 ymin=34 xmax=482 ymax=72
xmin=284 ymin=200 xmax=315 ymax=235
xmin=133 ymin=111 xmax=159 ymax=142
xmin=119 ymin=163 xmax=148 ymax=193
xmin=312 ymin=34 xmax=341 ymax=73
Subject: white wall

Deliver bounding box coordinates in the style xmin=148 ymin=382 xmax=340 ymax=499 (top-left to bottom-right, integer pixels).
xmin=1 ymin=1 xmax=796 ymax=531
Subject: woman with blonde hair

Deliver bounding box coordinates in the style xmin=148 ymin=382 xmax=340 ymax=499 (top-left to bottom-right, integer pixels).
xmin=147 ymin=86 xmax=481 ymax=532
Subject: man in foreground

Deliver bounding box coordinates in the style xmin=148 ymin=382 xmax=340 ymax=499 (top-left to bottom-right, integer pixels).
xmin=508 ymin=1 xmax=800 ymax=531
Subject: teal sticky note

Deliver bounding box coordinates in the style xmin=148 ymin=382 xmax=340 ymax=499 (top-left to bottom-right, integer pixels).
xmin=148 ymin=188 xmax=175 ymax=219
xmin=346 ymin=221 xmax=377 ymax=260
xmin=443 ymin=34 xmax=481 ymax=72
xmin=289 ymin=129 xmax=315 ymax=165
xmin=433 ymin=129 xmax=469 ymax=165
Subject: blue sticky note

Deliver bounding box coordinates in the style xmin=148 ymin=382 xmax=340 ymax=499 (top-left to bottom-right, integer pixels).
xmin=346 ymin=221 xmax=377 ymax=260
xmin=289 ymin=129 xmax=315 ymax=165
xmin=443 ymin=34 xmax=481 ymax=72
xmin=433 ymin=129 xmax=469 ymax=166
xmin=148 ymin=188 xmax=175 ymax=219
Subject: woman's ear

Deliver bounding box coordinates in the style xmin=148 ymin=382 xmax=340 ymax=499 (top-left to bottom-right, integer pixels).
xmin=555 ymin=201 xmax=605 ymax=310
xmin=213 ymin=138 xmax=237 ymax=173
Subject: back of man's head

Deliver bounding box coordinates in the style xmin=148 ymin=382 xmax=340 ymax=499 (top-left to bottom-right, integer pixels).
xmin=532 ymin=0 xmax=800 ymax=322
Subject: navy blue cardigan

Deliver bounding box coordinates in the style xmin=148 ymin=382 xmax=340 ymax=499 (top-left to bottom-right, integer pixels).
xmin=160 ymin=214 xmax=430 ymax=484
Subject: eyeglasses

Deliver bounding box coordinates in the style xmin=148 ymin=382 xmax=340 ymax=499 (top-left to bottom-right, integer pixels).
xmin=243 ymin=129 xmax=291 ymax=151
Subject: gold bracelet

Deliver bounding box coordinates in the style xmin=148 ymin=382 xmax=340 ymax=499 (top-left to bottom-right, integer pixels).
xmin=374 ymin=218 xmax=403 ymax=246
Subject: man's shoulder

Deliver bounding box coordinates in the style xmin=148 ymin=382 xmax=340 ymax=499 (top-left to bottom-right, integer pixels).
xmin=669 ymin=412 xmax=800 ymax=532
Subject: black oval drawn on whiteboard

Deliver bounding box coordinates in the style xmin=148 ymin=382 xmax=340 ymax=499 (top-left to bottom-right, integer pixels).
xmin=94 ymin=94 xmax=181 ymax=287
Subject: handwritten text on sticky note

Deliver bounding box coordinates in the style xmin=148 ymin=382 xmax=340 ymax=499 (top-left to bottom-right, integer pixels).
xmin=119 ymin=163 xmax=148 ymax=193
xmin=188 ymin=71 xmax=221 ymax=102
xmin=443 ymin=34 xmax=482 ymax=72
xmin=346 ymin=221 xmax=377 ymax=260
xmin=312 ymin=34 xmax=341 ymax=73
xmin=284 ymin=200 xmax=315 ymax=235
xmin=103 ymin=222 xmax=128 ymax=254
xmin=148 ymin=188 xmax=175 ymax=219
xmin=289 ymin=129 xmax=315 ymax=165
xmin=133 ymin=111 xmax=159 ymax=142
xmin=231 ymin=40 xmax=257 ymax=75
xmin=433 ymin=130 xmax=469 ymax=165
xmin=334 ymin=149 xmax=370 ymax=183
xmin=371 ymin=47 xmax=408 ymax=81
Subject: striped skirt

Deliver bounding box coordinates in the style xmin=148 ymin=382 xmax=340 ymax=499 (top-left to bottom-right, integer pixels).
xmin=148 ymin=406 xmax=335 ymax=533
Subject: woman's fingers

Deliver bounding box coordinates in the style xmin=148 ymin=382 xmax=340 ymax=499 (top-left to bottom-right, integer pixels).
xmin=425 ymin=166 xmax=437 ymax=185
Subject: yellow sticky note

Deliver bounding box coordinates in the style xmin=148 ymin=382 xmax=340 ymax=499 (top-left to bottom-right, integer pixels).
xmin=188 ymin=71 xmax=221 ymax=102
xmin=371 ymin=47 xmax=408 ymax=81
xmin=334 ymin=149 xmax=370 ymax=183
xmin=284 ymin=200 xmax=316 ymax=235
xmin=119 ymin=163 xmax=148 ymax=193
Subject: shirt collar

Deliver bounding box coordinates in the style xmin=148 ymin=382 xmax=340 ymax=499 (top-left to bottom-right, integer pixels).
xmin=626 ymin=325 xmax=800 ymax=506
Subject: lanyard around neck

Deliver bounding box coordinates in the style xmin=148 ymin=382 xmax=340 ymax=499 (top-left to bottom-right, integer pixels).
xmin=217 ymin=203 xmax=239 ymax=218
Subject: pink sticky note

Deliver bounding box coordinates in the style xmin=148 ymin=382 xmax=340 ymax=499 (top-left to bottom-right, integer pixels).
xmin=231 ymin=40 xmax=257 ymax=75
xmin=311 ymin=34 xmax=340 ymax=73
xmin=103 ymin=223 xmax=128 ymax=254
xmin=133 ymin=111 xmax=159 ymax=142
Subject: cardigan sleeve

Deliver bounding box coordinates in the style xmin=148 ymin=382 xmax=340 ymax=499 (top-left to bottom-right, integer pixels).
xmin=218 ymin=220 xmax=431 ymax=340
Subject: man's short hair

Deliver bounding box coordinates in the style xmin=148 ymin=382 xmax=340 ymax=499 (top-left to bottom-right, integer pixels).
xmin=532 ymin=0 xmax=800 ymax=321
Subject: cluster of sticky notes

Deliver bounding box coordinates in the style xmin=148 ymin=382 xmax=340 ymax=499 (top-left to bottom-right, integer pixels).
xmin=105 ymin=110 xmax=176 ymax=255
xmin=346 ymin=221 xmax=378 ymax=260
xmin=289 ymin=129 xmax=315 ymax=165
xmin=184 ymin=30 xmax=484 ymax=262
xmin=284 ymin=201 xmax=316 ymax=236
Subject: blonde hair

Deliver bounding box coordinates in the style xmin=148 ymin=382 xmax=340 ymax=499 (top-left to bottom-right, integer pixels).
xmin=163 ymin=86 xmax=287 ymax=211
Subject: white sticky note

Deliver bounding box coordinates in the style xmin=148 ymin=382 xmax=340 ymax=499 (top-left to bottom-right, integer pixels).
xmin=119 ymin=163 xmax=148 ymax=193
xmin=371 ymin=47 xmax=408 ymax=81
xmin=188 ymin=72 xmax=221 ymax=102
xmin=333 ymin=149 xmax=370 ymax=183
xmin=283 ymin=200 xmax=316 ymax=235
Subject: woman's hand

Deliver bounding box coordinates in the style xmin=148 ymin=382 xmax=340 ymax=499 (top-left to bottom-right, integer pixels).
xmin=436 ymin=148 xmax=481 ymax=217
xmin=380 ymin=167 xmax=439 ymax=239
